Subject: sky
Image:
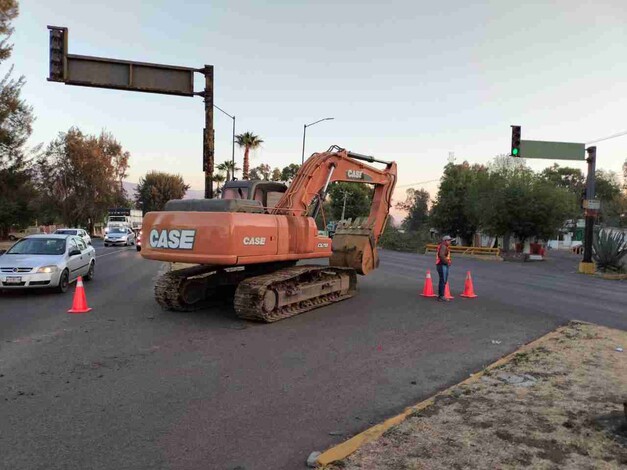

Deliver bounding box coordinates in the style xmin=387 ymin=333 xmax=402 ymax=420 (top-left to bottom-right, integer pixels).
xmin=10 ymin=0 xmax=627 ymax=216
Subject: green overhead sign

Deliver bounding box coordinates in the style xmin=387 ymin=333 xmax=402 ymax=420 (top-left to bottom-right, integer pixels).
xmin=519 ymin=140 xmax=586 ymax=161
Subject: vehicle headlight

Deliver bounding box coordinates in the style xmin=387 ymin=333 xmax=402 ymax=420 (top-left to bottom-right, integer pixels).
xmin=37 ymin=265 xmax=59 ymax=273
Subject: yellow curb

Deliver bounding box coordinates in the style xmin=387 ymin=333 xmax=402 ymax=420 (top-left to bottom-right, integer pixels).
xmin=316 ymin=322 xmax=576 ymax=467
xmin=594 ymin=272 xmax=627 ymax=280
xmin=578 ymin=261 xmax=596 ymax=274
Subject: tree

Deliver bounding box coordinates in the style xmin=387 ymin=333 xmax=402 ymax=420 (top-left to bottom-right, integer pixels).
xmin=480 ymin=170 xmax=577 ymax=244
xmin=280 ymin=163 xmax=301 ymax=183
xmin=235 ymin=132 xmax=263 ymax=179
xmin=212 ymin=173 xmax=226 ymax=194
xmin=271 ymin=167 xmax=282 ymax=181
xmin=135 ymin=171 xmax=189 ymax=213
xmin=36 ymin=128 xmax=130 ymax=231
xmin=249 ymin=163 xmax=271 ymax=181
xmin=431 ymin=162 xmax=486 ymax=245
xmin=540 ymin=164 xmax=585 ymax=194
xmin=216 ymin=160 xmax=240 ymax=181
xmin=327 ymin=182 xmax=372 ymax=221
xmin=0 ymin=0 xmax=37 ymax=237
xmin=396 ymin=188 xmax=430 ymax=231
xmin=595 ymin=170 xmax=624 ymax=226
xmin=0 ymin=0 xmax=18 ymax=62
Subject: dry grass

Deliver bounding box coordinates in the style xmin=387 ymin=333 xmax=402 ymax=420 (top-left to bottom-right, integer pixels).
xmin=326 ymin=322 xmax=627 ymax=469
xmin=0 ymin=240 xmax=14 ymax=251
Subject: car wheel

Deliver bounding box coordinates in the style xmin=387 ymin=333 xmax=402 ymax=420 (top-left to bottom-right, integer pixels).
xmin=56 ymin=269 xmax=70 ymax=293
xmin=8 ymin=235 xmax=16 ymax=241
xmin=136 ymin=245 xmax=141 ymax=252
xmin=84 ymin=261 xmax=95 ymax=281
xmin=104 ymin=243 xmax=109 ymax=247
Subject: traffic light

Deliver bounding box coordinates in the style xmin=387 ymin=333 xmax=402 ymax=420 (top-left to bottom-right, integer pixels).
xmin=48 ymin=26 xmax=67 ymax=82
xmin=510 ymin=125 xmax=521 ymax=157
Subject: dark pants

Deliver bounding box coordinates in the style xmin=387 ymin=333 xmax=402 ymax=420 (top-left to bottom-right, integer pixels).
xmin=436 ymin=263 xmax=449 ymax=298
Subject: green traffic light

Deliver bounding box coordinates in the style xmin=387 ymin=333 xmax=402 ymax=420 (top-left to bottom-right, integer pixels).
xmin=512 ymin=148 xmax=519 ymax=156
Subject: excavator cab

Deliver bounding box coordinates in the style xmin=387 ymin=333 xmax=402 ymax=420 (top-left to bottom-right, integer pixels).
xmin=164 ymin=180 xmax=288 ymax=214
xmin=221 ymin=180 xmax=287 ymax=211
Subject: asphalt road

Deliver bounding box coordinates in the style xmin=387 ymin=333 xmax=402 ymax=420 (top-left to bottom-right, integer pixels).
xmin=1 ymin=243 xmax=625 ymax=469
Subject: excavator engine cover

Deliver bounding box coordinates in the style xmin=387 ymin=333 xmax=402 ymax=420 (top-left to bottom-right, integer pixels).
xmin=329 ymin=219 xmax=380 ymax=275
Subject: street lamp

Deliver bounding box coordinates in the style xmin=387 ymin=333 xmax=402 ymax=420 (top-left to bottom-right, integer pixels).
xmin=214 ymin=104 xmax=236 ymax=180
xmin=302 ymin=117 xmax=334 ymax=164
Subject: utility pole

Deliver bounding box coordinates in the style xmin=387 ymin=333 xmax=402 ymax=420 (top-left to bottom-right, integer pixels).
xmin=341 ymin=191 xmax=348 ymax=220
xmin=582 ymin=146 xmax=597 ymax=266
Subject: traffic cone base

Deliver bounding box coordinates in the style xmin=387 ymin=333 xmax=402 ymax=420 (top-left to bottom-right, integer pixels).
xmin=420 ymin=270 xmax=437 ymax=297
xmin=460 ymin=271 xmax=478 ymax=298
xmin=444 ymin=282 xmax=454 ymax=300
xmin=68 ymin=276 xmax=92 ymax=314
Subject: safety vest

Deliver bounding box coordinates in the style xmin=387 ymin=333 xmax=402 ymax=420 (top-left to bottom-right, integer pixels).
xmin=435 ymin=243 xmax=451 ymax=265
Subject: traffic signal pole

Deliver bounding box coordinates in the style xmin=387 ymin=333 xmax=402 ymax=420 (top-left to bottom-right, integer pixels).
xmin=581 ymin=146 xmax=596 ymax=268
xmin=202 ymin=65 xmax=215 ymax=199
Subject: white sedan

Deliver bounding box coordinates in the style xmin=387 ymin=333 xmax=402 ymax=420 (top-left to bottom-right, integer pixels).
xmin=104 ymin=227 xmax=136 ymax=247
xmin=0 ymin=234 xmax=95 ymax=293
xmin=54 ymin=228 xmax=92 ymax=246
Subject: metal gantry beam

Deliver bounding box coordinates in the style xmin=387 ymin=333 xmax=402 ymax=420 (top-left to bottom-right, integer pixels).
xmin=47 ymin=25 xmax=216 ymax=198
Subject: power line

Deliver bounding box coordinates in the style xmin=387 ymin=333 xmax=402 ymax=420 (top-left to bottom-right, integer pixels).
xmin=396 ymin=179 xmax=439 ymax=189
xmin=585 ymin=130 xmax=627 ymax=145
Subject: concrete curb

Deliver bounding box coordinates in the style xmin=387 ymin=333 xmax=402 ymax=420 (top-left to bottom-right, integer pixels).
xmin=316 ymin=322 xmax=574 ymax=467
xmin=594 ymin=272 xmax=627 ymax=280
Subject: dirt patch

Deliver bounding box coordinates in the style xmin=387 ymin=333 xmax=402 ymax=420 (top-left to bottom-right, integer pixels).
xmin=323 ymin=322 xmax=627 ymax=469
xmin=0 ymin=240 xmax=14 ymax=251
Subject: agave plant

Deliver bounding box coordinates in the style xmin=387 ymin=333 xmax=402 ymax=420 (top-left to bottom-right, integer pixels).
xmin=592 ymin=228 xmax=627 ymax=272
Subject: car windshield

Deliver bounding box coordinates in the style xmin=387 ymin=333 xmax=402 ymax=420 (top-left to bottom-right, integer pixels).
xmin=55 ymin=229 xmax=78 ymax=235
xmin=109 ymin=228 xmax=126 ymax=234
xmin=6 ymin=238 xmax=66 ymax=255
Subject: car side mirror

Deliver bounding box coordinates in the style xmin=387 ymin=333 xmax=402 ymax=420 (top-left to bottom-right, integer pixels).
xmin=69 ymin=249 xmax=81 ymax=257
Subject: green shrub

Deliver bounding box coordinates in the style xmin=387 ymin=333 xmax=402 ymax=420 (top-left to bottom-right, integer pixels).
xmin=378 ymin=226 xmax=431 ymax=252
xmin=592 ymin=228 xmax=627 ymax=273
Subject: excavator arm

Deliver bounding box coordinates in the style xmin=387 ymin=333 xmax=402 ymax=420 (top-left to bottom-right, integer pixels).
xmin=273 ymin=145 xmax=397 ymax=275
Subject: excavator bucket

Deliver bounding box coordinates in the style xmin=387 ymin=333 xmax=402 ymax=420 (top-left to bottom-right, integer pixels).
xmin=329 ymin=218 xmax=380 ymax=275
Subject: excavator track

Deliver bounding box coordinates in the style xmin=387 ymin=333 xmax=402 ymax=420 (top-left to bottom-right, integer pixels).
xmin=154 ymin=261 xmax=297 ymax=312
xmin=233 ymin=265 xmax=357 ymax=322
xmin=154 ymin=264 xmax=223 ymax=311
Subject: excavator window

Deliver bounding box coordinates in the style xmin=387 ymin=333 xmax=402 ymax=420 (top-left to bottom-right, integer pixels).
xmin=266 ymin=191 xmax=283 ymax=209
xmin=222 ymin=187 xmax=249 ymax=200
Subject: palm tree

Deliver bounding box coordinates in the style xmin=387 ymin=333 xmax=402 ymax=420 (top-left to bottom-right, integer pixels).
xmin=213 ymin=173 xmax=226 ymax=194
xmin=235 ymin=132 xmax=264 ymax=180
xmin=217 ymin=160 xmax=241 ymax=181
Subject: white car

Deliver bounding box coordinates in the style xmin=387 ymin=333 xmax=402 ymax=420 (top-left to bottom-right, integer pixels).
xmin=104 ymin=227 xmax=136 ymax=247
xmin=0 ymin=234 xmax=95 ymax=293
xmin=54 ymin=228 xmax=92 ymax=246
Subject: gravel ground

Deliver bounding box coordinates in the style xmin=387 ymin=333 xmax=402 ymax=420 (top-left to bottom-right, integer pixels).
xmin=325 ymin=321 xmax=627 ymax=469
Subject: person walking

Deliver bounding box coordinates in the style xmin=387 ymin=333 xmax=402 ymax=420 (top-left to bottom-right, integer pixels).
xmin=436 ymin=235 xmax=452 ymax=302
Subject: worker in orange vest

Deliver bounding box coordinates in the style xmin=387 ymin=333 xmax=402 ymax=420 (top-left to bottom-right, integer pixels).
xmin=436 ymin=235 xmax=452 ymax=302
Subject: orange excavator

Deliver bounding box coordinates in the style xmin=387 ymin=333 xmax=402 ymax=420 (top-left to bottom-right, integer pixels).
xmin=140 ymin=145 xmax=397 ymax=322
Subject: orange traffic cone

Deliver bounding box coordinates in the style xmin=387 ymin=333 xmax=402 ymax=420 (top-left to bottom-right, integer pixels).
xmin=68 ymin=276 xmax=92 ymax=314
xmin=444 ymin=282 xmax=454 ymax=300
xmin=460 ymin=271 xmax=478 ymax=298
xmin=420 ymin=270 xmax=437 ymax=297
